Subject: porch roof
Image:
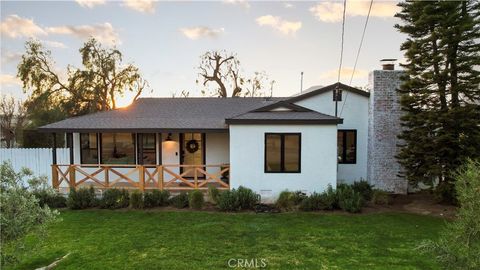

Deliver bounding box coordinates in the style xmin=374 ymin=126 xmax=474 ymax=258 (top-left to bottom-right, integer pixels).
xmin=38 ymin=97 xmax=285 ymax=132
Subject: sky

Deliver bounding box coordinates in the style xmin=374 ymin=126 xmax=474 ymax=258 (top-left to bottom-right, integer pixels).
xmin=1 ymin=0 xmax=405 ymax=107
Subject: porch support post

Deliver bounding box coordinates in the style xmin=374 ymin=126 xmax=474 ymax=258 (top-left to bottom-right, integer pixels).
xmin=67 ymin=133 xmax=74 ymax=165
xmin=51 ymin=133 xmax=58 ymax=190
xmin=52 ymin=133 xmax=57 ymax=165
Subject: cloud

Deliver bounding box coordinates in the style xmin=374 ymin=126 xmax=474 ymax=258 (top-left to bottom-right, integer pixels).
xmin=0 ymin=74 xmax=22 ymax=87
xmin=43 ymin=40 xmax=68 ymax=49
xmin=122 ymin=0 xmax=156 ymax=13
xmin=256 ymin=15 xmax=302 ymax=35
xmin=310 ymin=1 xmax=399 ymax=23
xmin=0 ymin=14 xmax=47 ymax=38
xmin=47 ymin=23 xmax=120 ymax=45
xmin=223 ymin=0 xmax=250 ymax=9
xmin=76 ymin=0 xmax=106 ymax=8
xmin=320 ymin=67 xmax=369 ymax=81
xmin=179 ymin=26 xmax=225 ymax=40
xmin=284 ymin=3 xmax=294 ymax=9
xmin=1 ymin=50 xmax=22 ymax=65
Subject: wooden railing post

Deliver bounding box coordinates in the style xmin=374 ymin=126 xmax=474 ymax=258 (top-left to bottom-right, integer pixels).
xmin=139 ymin=166 xmax=145 ymax=191
xmin=51 ymin=165 xmax=59 ymax=190
xmin=104 ymin=166 xmax=109 ymax=188
xmin=157 ymin=165 xmax=163 ymax=190
xmin=194 ymin=166 xmax=198 ymax=189
xmin=69 ymin=165 xmax=76 ymax=189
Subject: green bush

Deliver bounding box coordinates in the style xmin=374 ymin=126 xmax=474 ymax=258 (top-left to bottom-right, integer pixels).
xmin=189 ymin=190 xmax=205 ymax=210
xmin=169 ymin=192 xmax=189 ymax=209
xmin=67 ymin=187 xmax=97 ymax=210
xmin=323 ymin=185 xmax=338 ymax=210
xmin=420 ymin=159 xmax=480 ymax=269
xmin=434 ymin=181 xmax=457 ymax=205
xmin=291 ymin=191 xmax=308 ymax=205
xmin=144 ymin=190 xmax=170 ymax=208
xmin=217 ymin=190 xmax=240 ymax=211
xmin=100 ymin=189 xmax=129 ymax=209
xmin=236 ymin=186 xmax=260 ymax=210
xmin=33 ymin=190 xmax=67 ymax=208
xmin=207 ymin=186 xmax=220 ymax=204
xmin=130 ymin=190 xmax=144 ymax=209
xmin=371 ymin=189 xmax=391 ymax=205
xmin=337 ymin=186 xmax=363 ymax=213
xmin=352 ymin=180 xmax=374 ymax=201
xmin=276 ymin=191 xmax=295 ymax=210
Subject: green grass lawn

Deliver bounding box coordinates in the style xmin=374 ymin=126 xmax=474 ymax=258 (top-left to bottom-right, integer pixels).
xmin=10 ymin=210 xmax=444 ymax=270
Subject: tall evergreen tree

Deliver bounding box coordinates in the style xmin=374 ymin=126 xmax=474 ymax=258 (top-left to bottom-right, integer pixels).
xmin=395 ymin=1 xmax=480 ymax=194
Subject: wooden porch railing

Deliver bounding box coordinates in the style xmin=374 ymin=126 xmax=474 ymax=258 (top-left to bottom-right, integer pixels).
xmin=51 ymin=164 xmax=230 ymax=191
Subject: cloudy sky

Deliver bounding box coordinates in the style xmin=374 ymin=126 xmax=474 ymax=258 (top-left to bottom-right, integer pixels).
xmin=1 ymin=0 xmax=404 ymax=107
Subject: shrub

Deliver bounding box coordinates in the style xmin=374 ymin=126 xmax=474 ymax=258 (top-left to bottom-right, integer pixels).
xmin=276 ymin=191 xmax=295 ymax=211
xmin=236 ymin=186 xmax=259 ymax=210
xmin=299 ymin=193 xmax=323 ymax=211
xmin=434 ymin=181 xmax=457 ymax=205
xmin=100 ymin=189 xmax=129 ymax=209
xmin=217 ymin=190 xmax=240 ymax=211
xmin=67 ymin=186 xmax=97 ymax=210
xmin=337 ymin=186 xmax=363 ymax=213
xmin=352 ymin=180 xmax=374 ymax=201
xmin=371 ymin=189 xmax=391 ymax=205
xmin=130 ymin=190 xmax=144 ymax=209
xmin=189 ymin=190 xmax=205 ymax=210
xmin=33 ymin=190 xmax=66 ymax=208
xmin=420 ymin=159 xmax=480 ymax=269
xmin=323 ymin=185 xmax=338 ymax=210
xmin=144 ymin=190 xmax=170 ymax=208
xmin=169 ymin=192 xmax=189 ymax=209
xmin=291 ymin=191 xmax=307 ymax=205
xmin=207 ymin=186 xmax=220 ymax=204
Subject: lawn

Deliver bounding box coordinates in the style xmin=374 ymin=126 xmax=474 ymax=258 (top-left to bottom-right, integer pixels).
xmin=10 ymin=210 xmax=444 ymax=270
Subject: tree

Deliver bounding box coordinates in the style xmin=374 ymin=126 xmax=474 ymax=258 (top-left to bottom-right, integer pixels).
xmin=395 ymin=1 xmax=480 ymax=197
xmin=0 ymin=95 xmax=27 ymax=148
xmin=18 ymin=38 xmax=148 ymax=118
xmin=197 ymin=50 xmax=274 ymax=97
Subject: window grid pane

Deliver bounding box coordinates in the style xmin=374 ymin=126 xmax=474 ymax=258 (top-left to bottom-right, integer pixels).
xmin=265 ymin=134 xmax=282 ymax=172
xmin=80 ymin=133 xmax=98 ymax=164
xmin=101 ymin=133 xmax=135 ymax=164
xmin=284 ymin=135 xmax=300 ymax=172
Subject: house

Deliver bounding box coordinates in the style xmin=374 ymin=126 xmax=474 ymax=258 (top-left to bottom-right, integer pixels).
xmin=39 ymin=63 xmax=407 ymax=201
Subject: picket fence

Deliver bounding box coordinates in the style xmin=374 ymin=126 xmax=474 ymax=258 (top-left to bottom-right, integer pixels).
xmin=0 ymin=148 xmax=70 ymax=179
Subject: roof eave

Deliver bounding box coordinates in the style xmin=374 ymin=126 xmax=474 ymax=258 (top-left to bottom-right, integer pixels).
xmin=225 ymin=119 xmax=343 ymax=125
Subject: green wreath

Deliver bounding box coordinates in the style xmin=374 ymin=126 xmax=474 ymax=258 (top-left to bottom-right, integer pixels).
xmin=186 ymin=139 xmax=200 ymax=153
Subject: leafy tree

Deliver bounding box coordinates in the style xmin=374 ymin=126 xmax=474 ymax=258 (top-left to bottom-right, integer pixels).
xmin=0 ymin=95 xmax=27 ymax=148
xmin=18 ymin=38 xmax=149 ymax=119
xmin=395 ymin=1 xmax=480 ymax=195
xmin=197 ymin=50 xmax=274 ymax=97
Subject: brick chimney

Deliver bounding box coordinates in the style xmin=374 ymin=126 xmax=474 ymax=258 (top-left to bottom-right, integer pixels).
xmin=367 ymin=60 xmax=408 ymax=193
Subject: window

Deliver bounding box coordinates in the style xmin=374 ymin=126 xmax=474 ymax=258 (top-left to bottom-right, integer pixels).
xmin=101 ymin=133 xmax=136 ymax=164
xmin=265 ymin=133 xmax=301 ymax=173
xmin=80 ymin=133 xmax=98 ymax=164
xmin=138 ymin=133 xmax=156 ymax=165
xmin=337 ymin=130 xmax=356 ymax=164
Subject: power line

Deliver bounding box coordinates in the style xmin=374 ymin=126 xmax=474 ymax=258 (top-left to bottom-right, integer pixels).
xmin=340 ymin=0 xmax=374 ymax=117
xmin=335 ymin=0 xmax=347 ymax=117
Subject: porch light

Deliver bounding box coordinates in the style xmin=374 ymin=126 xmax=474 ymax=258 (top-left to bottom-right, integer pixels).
xmin=165 ymin=133 xmax=173 ymax=142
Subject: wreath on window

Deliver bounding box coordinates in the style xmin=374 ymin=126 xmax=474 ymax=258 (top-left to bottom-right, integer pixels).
xmin=186 ymin=139 xmax=200 ymax=153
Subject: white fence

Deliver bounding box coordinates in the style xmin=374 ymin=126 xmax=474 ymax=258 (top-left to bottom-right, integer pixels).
xmin=0 ymin=148 xmax=70 ymax=179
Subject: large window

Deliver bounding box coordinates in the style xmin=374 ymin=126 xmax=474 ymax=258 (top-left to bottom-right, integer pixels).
xmin=138 ymin=133 xmax=156 ymax=165
xmin=338 ymin=130 xmax=356 ymax=164
xmin=80 ymin=133 xmax=98 ymax=164
xmin=265 ymin=133 xmax=301 ymax=173
xmin=101 ymin=133 xmax=136 ymax=164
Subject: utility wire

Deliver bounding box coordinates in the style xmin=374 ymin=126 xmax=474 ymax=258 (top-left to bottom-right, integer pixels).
xmin=335 ymin=0 xmax=347 ymax=117
xmin=340 ymin=0 xmax=374 ymax=117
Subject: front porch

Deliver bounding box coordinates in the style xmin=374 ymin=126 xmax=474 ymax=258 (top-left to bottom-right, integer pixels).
xmin=52 ymin=164 xmax=230 ymax=193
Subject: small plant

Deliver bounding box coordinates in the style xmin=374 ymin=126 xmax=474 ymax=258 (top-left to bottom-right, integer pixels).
xmin=67 ymin=186 xmax=97 ymax=210
xmin=236 ymin=186 xmax=259 ymax=210
xmin=207 ymin=186 xmax=220 ymax=204
xmin=352 ymin=180 xmax=374 ymax=201
xmin=276 ymin=191 xmax=295 ymax=211
xmin=100 ymin=189 xmax=129 ymax=209
xmin=217 ymin=190 xmax=240 ymax=211
xmin=169 ymin=192 xmax=189 ymax=209
xmin=144 ymin=190 xmax=170 ymax=208
xmin=299 ymin=192 xmax=332 ymax=211
xmin=130 ymin=190 xmax=144 ymax=209
xmin=189 ymin=190 xmax=205 ymax=210
xmin=323 ymin=185 xmax=338 ymax=210
xmin=433 ymin=181 xmax=457 ymax=205
xmin=337 ymin=186 xmax=363 ymax=213
xmin=33 ymin=190 xmax=67 ymax=208
xmin=371 ymin=189 xmax=391 ymax=205
xmin=291 ymin=191 xmax=308 ymax=205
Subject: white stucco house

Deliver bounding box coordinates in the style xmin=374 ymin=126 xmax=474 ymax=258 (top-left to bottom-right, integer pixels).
xmin=39 ymin=65 xmax=407 ymax=201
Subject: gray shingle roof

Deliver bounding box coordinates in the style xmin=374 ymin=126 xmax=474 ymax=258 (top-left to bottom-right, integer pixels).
xmin=38 ymin=97 xmax=285 ymax=132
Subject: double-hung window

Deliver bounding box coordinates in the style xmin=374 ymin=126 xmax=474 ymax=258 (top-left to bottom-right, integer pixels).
xmin=337 ymin=130 xmax=357 ymax=164
xmin=265 ymin=133 xmax=301 ymax=173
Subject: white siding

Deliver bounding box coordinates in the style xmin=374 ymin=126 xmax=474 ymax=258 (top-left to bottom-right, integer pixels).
xmin=205 ymin=133 xmax=229 ymax=175
xmin=229 ymin=124 xmax=337 ymax=202
xmin=295 ymin=91 xmax=369 ymax=184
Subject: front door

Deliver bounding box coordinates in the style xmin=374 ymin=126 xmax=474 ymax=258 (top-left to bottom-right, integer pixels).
xmin=180 ymin=133 xmax=205 ymax=178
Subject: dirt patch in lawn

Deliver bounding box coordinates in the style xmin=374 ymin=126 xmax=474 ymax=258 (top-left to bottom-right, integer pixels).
xmin=363 ymin=193 xmax=457 ymax=219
